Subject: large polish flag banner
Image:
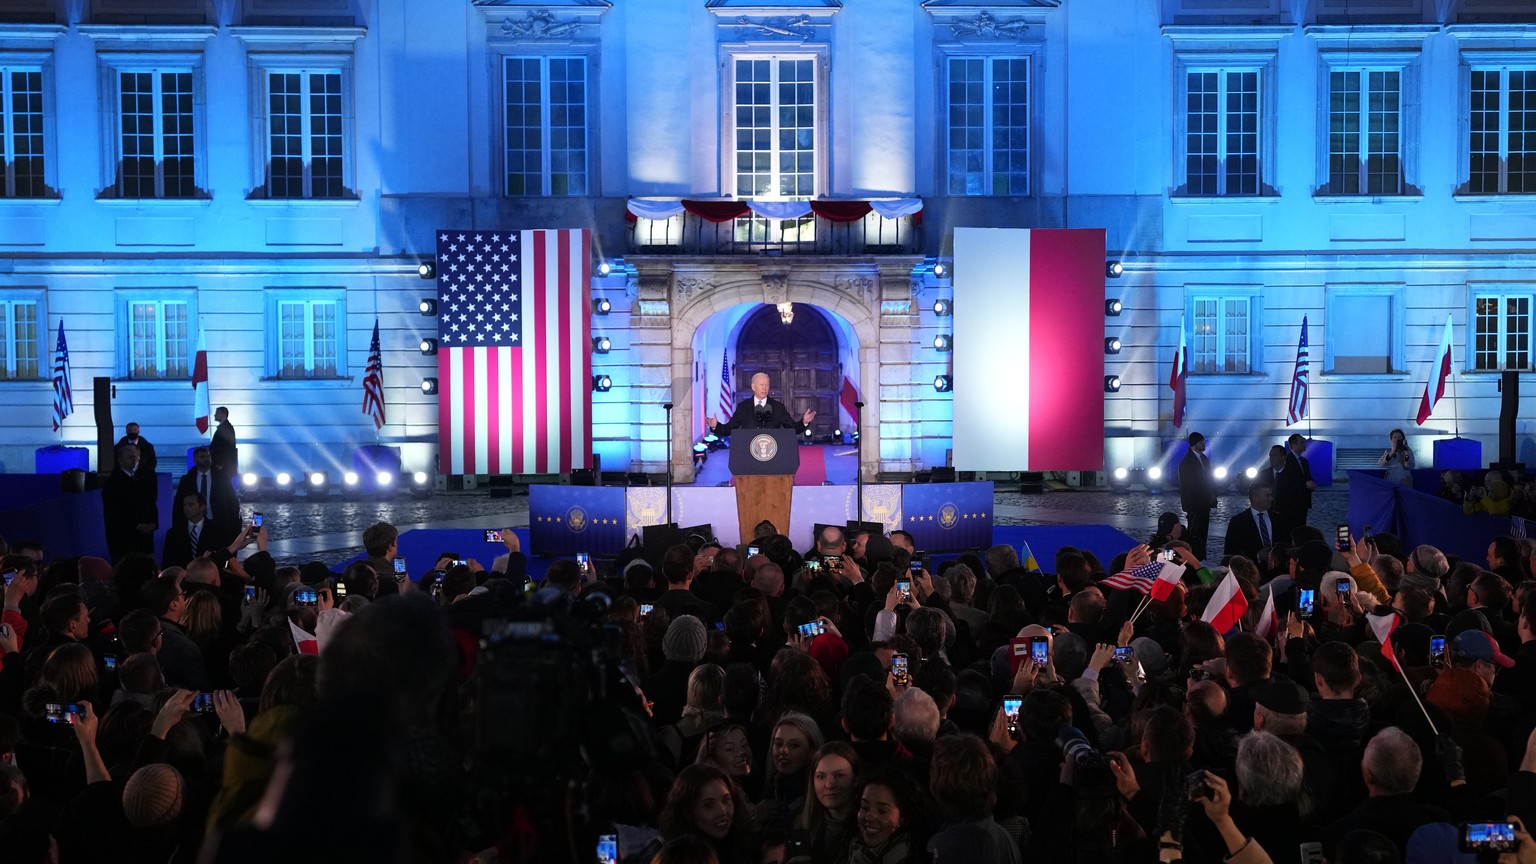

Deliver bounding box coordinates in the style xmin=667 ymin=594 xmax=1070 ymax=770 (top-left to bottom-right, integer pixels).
xmin=436 ymin=229 xmax=592 ymax=475
xmin=952 ymin=228 xmax=1106 ymax=471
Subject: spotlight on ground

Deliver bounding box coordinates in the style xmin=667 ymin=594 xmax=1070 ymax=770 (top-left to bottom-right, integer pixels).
xmin=307 ymin=472 xmax=328 ymax=496
xmin=1147 ymin=466 xmax=1163 ymax=482
xmin=411 ymin=470 xmax=432 ymax=498
xmin=343 ymin=471 xmax=360 ymax=487
xmin=1213 ymin=465 xmax=1229 ymax=481
xmin=276 ymin=472 xmax=292 ymax=488
xmin=1245 ymin=466 xmax=1259 ymax=480
xmin=376 ymin=472 xmax=394 ymax=487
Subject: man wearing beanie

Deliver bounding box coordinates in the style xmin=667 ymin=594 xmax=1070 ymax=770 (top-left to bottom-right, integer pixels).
xmin=123 ymin=762 xmax=184 ymax=828
xmin=644 ymin=614 xmax=707 ymax=727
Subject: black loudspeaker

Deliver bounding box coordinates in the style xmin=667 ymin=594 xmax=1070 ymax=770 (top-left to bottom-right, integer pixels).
xmin=641 ymin=522 xmax=683 ymax=568
xmin=1500 ymin=371 xmax=1520 ymax=467
xmin=571 ymin=453 xmax=600 ymax=486
xmin=93 ymin=377 xmax=112 ymax=473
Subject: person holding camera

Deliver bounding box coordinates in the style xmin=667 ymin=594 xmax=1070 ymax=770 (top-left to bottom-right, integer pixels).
xmin=1378 ymin=428 xmax=1416 ymax=487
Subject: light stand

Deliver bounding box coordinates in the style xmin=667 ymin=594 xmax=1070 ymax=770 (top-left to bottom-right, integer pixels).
xmin=663 ymin=402 xmax=674 ymax=526
xmin=854 ymin=400 xmax=865 ymax=521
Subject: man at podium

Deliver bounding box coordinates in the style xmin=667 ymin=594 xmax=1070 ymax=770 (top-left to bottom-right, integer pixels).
xmin=706 ymin=372 xmax=816 ymax=434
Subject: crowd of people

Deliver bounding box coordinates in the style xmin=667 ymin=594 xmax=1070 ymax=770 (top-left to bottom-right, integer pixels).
xmin=4 ymin=429 xmax=1536 ymax=862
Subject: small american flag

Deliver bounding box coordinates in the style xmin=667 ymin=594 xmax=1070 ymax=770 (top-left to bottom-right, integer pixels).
xmin=436 ymin=229 xmax=591 ymax=475
xmin=362 ymin=318 xmax=385 ymax=431
xmin=1099 ymin=561 xmax=1164 ymax=595
xmin=50 ymin=321 xmax=72 ymax=433
xmin=718 ymin=347 xmax=733 ymax=420
xmin=1515 ymin=516 xmax=1529 ymax=540
xmin=1287 ymin=315 xmax=1309 ymax=426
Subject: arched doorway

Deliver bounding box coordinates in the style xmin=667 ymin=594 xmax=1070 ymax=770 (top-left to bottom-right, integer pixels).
xmin=733 ymin=303 xmax=840 ymax=438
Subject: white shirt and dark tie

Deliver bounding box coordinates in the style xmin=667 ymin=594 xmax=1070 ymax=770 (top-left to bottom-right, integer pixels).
xmin=197 ymin=470 xmax=214 ymax=518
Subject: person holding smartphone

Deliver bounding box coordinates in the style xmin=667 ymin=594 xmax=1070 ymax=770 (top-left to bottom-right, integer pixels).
xmin=1378 ymin=428 xmax=1416 ymax=487
xmin=489 ymin=527 xmax=527 ymax=581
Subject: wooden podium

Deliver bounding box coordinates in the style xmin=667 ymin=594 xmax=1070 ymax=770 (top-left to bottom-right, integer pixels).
xmin=728 ymin=428 xmax=800 ymax=543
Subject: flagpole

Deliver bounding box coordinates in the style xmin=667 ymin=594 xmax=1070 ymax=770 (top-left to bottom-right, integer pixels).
xmin=1448 ymin=363 xmax=1460 ymax=439
xmin=1128 ymin=592 xmax=1154 ymax=625
xmin=1394 ymin=659 xmax=1440 ymax=737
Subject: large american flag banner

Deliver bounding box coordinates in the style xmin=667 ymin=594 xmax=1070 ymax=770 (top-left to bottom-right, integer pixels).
xmin=436 ymin=229 xmax=591 ymax=475
xmin=1286 ymin=315 xmax=1309 ymax=426
xmin=718 ymin=347 xmax=733 ymax=420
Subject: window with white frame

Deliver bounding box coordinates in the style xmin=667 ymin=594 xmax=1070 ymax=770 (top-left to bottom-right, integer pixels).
xmin=504 ymin=55 xmax=588 ymax=197
xmin=110 ymin=66 xmax=200 ymax=198
xmin=1325 ymin=68 xmax=1403 ymax=195
xmin=732 ymin=56 xmax=817 ymax=198
xmin=1326 ymin=287 xmax=1402 ymax=373
xmin=1468 ymin=66 xmax=1536 ymax=194
xmin=1473 ymin=291 xmax=1534 ymax=371
xmin=125 ymin=298 xmax=190 ymax=378
xmin=0 ymin=296 xmax=40 ymax=379
xmin=262 ymin=67 xmax=348 ymax=198
xmin=1190 ymin=295 xmax=1253 ymax=374
xmin=269 ymin=294 xmax=343 ymax=378
xmin=946 ymin=56 xmax=1030 ymax=196
xmin=0 ymin=66 xmax=46 ymax=198
xmin=1176 ymin=63 xmax=1266 ymax=196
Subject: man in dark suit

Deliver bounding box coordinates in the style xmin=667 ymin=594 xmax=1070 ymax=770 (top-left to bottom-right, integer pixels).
xmin=162 ymin=491 xmax=236 ymax=569
xmin=1223 ymin=482 xmax=1276 ymax=563
xmin=210 ymin=406 xmax=239 ymax=476
xmin=115 ymin=422 xmax=157 ymax=476
xmin=102 ymin=442 xmax=158 ymax=562
xmin=1274 ymin=434 xmax=1316 ymax=538
xmin=706 ymin=372 xmax=815 ymax=435
xmin=1178 ymin=432 xmax=1218 ymax=560
xmin=173 ymin=446 xmax=239 ymax=535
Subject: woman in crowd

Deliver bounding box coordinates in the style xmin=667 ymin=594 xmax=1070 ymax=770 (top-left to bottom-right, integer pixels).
xmin=659 ymin=764 xmax=759 ymax=864
xmin=755 ymin=711 xmax=824 ymax=835
xmin=846 ymin=770 xmax=922 ymax=864
xmin=787 ymin=742 xmax=861 ymax=864
xmin=1378 ymin=428 xmax=1415 ymax=487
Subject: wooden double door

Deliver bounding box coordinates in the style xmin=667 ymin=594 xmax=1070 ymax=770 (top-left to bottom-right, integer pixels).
xmin=731 ymin=303 xmax=841 ymax=438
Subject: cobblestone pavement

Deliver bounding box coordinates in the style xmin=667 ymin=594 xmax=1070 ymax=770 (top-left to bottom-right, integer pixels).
xmin=256 ymin=482 xmax=1353 ymax=567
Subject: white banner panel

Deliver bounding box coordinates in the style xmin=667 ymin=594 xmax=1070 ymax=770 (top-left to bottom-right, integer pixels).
xmin=953 ymin=227 xmax=1031 ymax=471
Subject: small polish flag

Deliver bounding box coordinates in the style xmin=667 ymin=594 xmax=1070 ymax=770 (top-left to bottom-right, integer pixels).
xmin=1201 ymin=571 xmax=1249 ymax=634
xmin=290 ymin=619 xmax=319 ymax=655
xmin=1149 ymin=560 xmax=1185 ymax=602
xmin=1252 ymin=590 xmax=1279 ymax=642
xmin=1367 ymin=609 xmax=1402 ymax=669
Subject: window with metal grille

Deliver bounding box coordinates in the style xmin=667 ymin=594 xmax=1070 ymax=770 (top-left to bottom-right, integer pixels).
xmin=946 ymin=56 xmax=1030 ymax=196
xmin=116 ymin=69 xmax=197 ymax=198
xmin=504 ymin=56 xmax=588 ymax=197
xmin=0 ymin=68 xmax=45 ymax=198
xmin=733 ymin=57 xmax=816 ymax=198
xmin=1468 ymin=67 xmax=1536 ymax=194
xmin=266 ymin=70 xmax=346 ymax=198
xmin=1326 ymin=69 xmax=1402 ymax=195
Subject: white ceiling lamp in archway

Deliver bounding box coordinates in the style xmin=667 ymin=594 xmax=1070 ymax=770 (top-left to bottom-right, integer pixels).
xmin=776 ymin=302 xmax=794 ymax=325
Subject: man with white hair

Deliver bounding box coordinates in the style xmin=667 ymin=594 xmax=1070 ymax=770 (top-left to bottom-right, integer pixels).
xmin=705 ymin=372 xmax=815 ymax=433
xmin=892 ymin=688 xmax=941 ymax=762
xmin=1322 ymin=726 xmax=1448 ymax=857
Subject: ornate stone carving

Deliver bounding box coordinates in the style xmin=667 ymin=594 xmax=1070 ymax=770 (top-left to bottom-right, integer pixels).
xmin=501 ymin=10 xmax=588 ymax=39
xmin=674 ymin=277 xmax=711 ymax=303
xmin=761 ymin=273 xmax=788 ymax=305
xmin=735 ymin=14 xmax=814 ymax=41
xmin=948 ymin=11 xmax=1029 ymax=40
xmin=834 ymin=276 xmax=876 ymax=303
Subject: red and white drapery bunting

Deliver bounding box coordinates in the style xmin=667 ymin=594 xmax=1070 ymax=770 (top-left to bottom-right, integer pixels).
xmin=626 ymin=198 xmax=924 ymax=224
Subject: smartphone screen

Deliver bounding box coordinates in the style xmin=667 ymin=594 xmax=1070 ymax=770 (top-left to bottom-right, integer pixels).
xmin=1430 ymin=635 xmax=1447 ymax=668
xmin=104 ymin=654 xmax=118 ymax=671
xmin=0 ymin=570 xmax=14 ymax=587
xmin=1160 ymin=548 xmax=1178 ymax=564
xmin=1030 ymin=636 xmax=1049 ymax=668
xmin=1462 ymin=823 xmax=1518 ymax=853
xmin=897 ymin=580 xmax=913 ymax=603
xmin=892 ymin=653 xmax=909 ymax=686
xmin=1336 ymin=524 xmax=1351 ymax=550
xmin=485 ymin=529 xmax=501 ymax=543
xmin=452 ymin=559 xmax=468 ymax=568
xmin=244 ymin=586 xmax=257 ymax=603
xmin=909 ymin=558 xmax=924 ymax=573
xmin=334 ymin=581 xmax=348 ymax=597
xmin=1003 ymin=695 xmax=1023 ymax=733
xmin=1336 ymin=578 xmax=1352 ymax=597
xmin=296 ymin=589 xmax=318 ymax=606
xmin=1114 ymin=646 xmax=1134 ymax=664
xmin=714 ymin=621 xmax=725 ymax=631
xmin=747 ymin=545 xmax=760 ymax=557
xmin=1298 ymin=588 xmax=1316 ymax=619
xmin=805 ymin=559 xmax=822 ymax=572
xmin=393 ymin=558 xmax=407 ymax=575
xmin=45 ymin=702 xmax=80 ymax=724
xmin=597 ymin=834 xmax=619 ymax=864
xmin=252 ymin=512 xmax=263 ymax=528
xmin=798 ymin=622 xmax=817 ymax=638
xmin=640 ymin=604 xmax=654 ymax=616
xmin=576 ymin=552 xmax=590 ymax=567
xmin=192 ymin=693 xmax=215 ymax=714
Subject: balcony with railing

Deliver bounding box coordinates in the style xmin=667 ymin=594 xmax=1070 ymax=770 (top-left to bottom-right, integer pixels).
xmin=625 ymin=199 xmax=922 ymax=256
